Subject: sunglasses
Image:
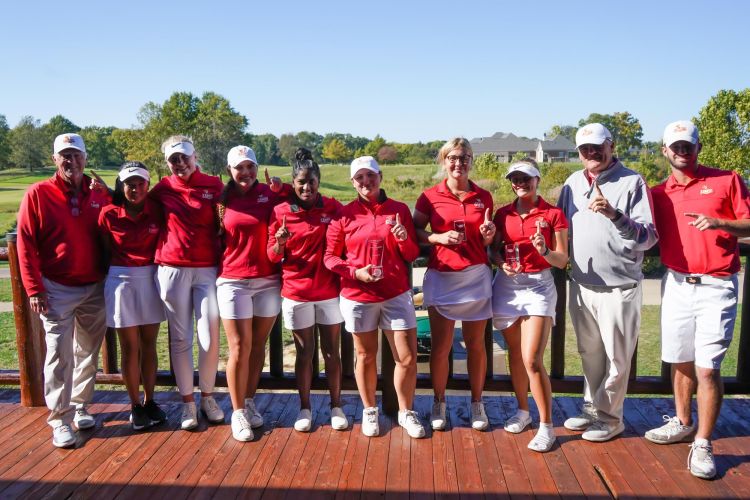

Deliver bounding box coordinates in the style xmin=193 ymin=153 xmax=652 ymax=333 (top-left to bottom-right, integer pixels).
xmin=578 ymin=144 xmax=606 ymax=154
xmin=509 ymin=175 xmax=533 ymax=185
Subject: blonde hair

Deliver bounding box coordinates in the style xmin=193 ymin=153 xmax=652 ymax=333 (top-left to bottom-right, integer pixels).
xmin=437 ymin=137 xmax=473 ymax=163
xmin=160 ymin=134 xmax=193 ymax=155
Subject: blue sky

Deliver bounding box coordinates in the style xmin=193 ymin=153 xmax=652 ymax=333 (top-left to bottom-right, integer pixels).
xmin=2 ymin=1 xmax=748 ymax=143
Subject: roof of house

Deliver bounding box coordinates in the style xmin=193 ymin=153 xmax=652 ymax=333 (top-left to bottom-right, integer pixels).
xmin=470 ymin=132 xmax=575 ymax=154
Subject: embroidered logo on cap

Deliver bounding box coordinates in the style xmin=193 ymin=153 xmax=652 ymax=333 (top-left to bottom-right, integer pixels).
xmin=63 ymin=135 xmax=75 ymax=143
xmin=674 ymin=124 xmax=688 ymax=132
xmin=581 ymin=128 xmax=593 ymax=136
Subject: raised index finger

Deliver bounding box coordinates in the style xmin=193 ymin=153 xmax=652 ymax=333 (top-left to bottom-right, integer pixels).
xmin=484 ymin=208 xmax=490 ymax=222
xmin=265 ymin=168 xmax=271 ymax=184
xmin=282 ymin=214 xmax=286 ymax=227
xmin=89 ymin=170 xmax=105 ymax=183
xmin=594 ymin=182 xmax=604 ymax=197
xmin=396 ymin=213 xmax=401 ymax=225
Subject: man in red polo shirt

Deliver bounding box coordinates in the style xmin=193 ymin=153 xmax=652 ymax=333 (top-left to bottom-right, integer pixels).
xmin=648 ymin=121 xmax=750 ymax=479
xmin=17 ymin=133 xmax=109 ymax=448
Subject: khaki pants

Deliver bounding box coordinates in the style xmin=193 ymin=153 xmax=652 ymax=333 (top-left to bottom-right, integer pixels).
xmin=41 ymin=278 xmax=106 ymax=428
xmin=569 ymin=281 xmax=641 ymax=424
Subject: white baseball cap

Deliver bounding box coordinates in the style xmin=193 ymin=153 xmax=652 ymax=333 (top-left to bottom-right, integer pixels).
xmin=350 ymin=156 xmax=381 ymax=178
xmin=506 ymin=162 xmax=541 ymax=179
xmin=163 ymin=140 xmax=195 ymax=160
xmin=118 ymin=165 xmax=150 ymax=183
xmin=575 ymin=123 xmax=613 ymax=147
xmin=54 ymin=133 xmax=86 ymax=154
xmin=227 ymin=145 xmax=258 ymax=168
xmin=663 ymin=120 xmax=699 ymax=146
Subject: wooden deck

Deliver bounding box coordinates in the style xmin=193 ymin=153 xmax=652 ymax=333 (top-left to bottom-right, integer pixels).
xmin=0 ymin=390 xmax=749 ymax=499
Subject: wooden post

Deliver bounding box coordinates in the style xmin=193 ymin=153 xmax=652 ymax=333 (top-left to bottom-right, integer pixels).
xmin=550 ymin=267 xmax=567 ymax=379
xmin=6 ymin=233 xmax=46 ymax=406
xmin=269 ymin=314 xmax=284 ymax=377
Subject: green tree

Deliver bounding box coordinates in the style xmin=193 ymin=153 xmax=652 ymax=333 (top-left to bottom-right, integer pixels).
xmin=377 ymin=145 xmax=399 ymax=164
xmin=193 ymin=92 xmax=248 ymax=174
xmin=695 ymin=88 xmax=750 ymax=178
xmin=9 ymin=116 xmax=46 ymax=171
xmin=363 ymin=135 xmax=386 ymax=158
xmin=278 ymin=134 xmax=301 ymax=165
xmin=322 ymin=138 xmax=352 ymax=164
xmin=295 ymin=131 xmax=324 ymax=161
xmin=579 ymin=111 xmax=643 ymax=158
xmin=0 ymin=115 xmax=10 ymax=169
xmin=547 ymin=124 xmax=577 ymax=143
xmin=248 ymin=133 xmax=281 ymax=165
xmin=80 ymin=126 xmax=124 ymax=168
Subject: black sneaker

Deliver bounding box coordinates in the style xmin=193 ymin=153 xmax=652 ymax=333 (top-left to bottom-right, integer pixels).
xmin=130 ymin=404 xmax=150 ymax=431
xmin=144 ymin=400 xmax=167 ymax=425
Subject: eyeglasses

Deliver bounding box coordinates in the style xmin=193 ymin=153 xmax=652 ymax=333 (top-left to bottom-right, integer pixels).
xmin=168 ymin=153 xmax=190 ymax=165
xmin=509 ymin=175 xmax=532 ymax=185
xmin=446 ymin=155 xmax=472 ymax=164
xmin=578 ymin=144 xmax=607 ymax=155
xmin=669 ymin=143 xmax=696 ymax=155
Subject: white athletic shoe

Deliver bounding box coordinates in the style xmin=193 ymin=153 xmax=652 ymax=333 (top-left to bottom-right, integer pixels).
xmin=398 ymin=409 xmax=426 ymax=439
xmin=74 ymin=405 xmax=95 ymax=430
xmin=688 ymin=439 xmax=716 ymax=479
xmin=231 ymin=409 xmax=253 ymax=442
xmin=504 ymin=411 xmax=532 ymax=434
xmin=52 ymin=424 xmax=77 ymax=448
xmin=431 ymin=401 xmax=447 ymax=431
xmin=244 ymin=398 xmax=264 ymax=428
xmin=181 ymin=402 xmax=199 ymax=430
xmin=294 ymin=409 xmax=313 ymax=432
xmin=563 ymin=402 xmax=597 ymax=431
xmin=330 ymin=407 xmax=349 ymax=430
xmin=471 ymin=402 xmax=489 ymax=431
xmin=361 ymin=407 xmax=379 ymax=437
xmin=200 ymin=396 xmax=225 ymax=424
xmin=645 ymin=415 xmax=696 ymax=444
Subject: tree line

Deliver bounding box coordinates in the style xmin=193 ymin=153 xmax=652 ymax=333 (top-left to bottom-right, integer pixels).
xmin=1 ymin=88 xmax=747 ymax=177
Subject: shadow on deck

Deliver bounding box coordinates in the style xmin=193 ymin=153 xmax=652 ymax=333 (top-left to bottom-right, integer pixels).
xmin=1 ymin=390 xmax=749 ymax=499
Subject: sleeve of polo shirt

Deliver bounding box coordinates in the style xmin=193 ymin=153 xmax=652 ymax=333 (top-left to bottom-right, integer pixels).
xmin=395 ymin=205 xmax=420 ymax=262
xmin=729 ymin=172 xmax=750 ymax=219
xmin=324 ymin=215 xmax=357 ymax=280
xmin=414 ymin=192 xmax=432 ymax=219
xmin=267 ymin=206 xmax=284 ymax=263
xmin=16 ymin=190 xmax=45 ymax=296
xmin=612 ymin=175 xmax=659 ymax=251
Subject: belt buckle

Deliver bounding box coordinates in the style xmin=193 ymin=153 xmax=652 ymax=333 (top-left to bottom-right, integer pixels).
xmin=686 ymin=276 xmax=702 ymax=284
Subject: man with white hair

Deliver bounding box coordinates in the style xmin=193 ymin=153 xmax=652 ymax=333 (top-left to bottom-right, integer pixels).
xmin=647 ymin=120 xmax=750 ymax=479
xmin=557 ymin=123 xmax=658 ymax=442
xmin=17 ymin=133 xmax=109 ymax=448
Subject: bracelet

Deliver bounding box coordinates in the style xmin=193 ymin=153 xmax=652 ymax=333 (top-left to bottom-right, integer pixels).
xmin=541 ymin=246 xmax=550 ymax=257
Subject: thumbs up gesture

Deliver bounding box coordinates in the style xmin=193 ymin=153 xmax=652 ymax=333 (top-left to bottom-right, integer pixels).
xmin=266 ymin=167 xmax=283 ymax=193
xmin=479 ymin=208 xmax=496 ymax=241
xmin=588 ymin=181 xmax=616 ymax=219
xmin=275 ymin=214 xmax=291 ymax=245
xmin=391 ymin=212 xmax=408 ymax=241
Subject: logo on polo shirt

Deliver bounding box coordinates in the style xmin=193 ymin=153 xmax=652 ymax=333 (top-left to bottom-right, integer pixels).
xmin=473 ymin=200 xmax=485 ymax=209
xmin=536 ymin=219 xmax=549 ymax=229
xmin=700 ymin=185 xmax=713 ymax=195
xmin=90 ymin=202 xmax=100 ymax=209
xmin=385 ymin=216 xmax=395 ymax=226
xmin=257 ymin=195 xmax=269 ymax=203
xmin=320 ymin=215 xmax=331 ymax=224
xmin=201 ymin=190 xmax=214 ymax=200
xmin=148 ymin=223 xmax=159 ymax=234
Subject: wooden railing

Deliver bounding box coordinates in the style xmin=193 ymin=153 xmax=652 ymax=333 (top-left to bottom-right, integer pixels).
xmin=3 ymin=233 xmax=750 ymax=413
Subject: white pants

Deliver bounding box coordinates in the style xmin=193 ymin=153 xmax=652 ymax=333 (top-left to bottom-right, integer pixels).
xmin=41 ymin=278 xmax=107 ymax=428
xmin=156 ymin=266 xmax=220 ymax=396
xmin=569 ymin=280 xmax=642 ymax=424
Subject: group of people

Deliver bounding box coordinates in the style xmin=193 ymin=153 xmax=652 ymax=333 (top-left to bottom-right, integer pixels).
xmin=16 ymin=120 xmax=748 ymax=480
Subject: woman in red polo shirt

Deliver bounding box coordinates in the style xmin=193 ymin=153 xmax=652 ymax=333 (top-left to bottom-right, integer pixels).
xmin=98 ymin=162 xmax=167 ymax=430
xmin=268 ymin=148 xmax=347 ymax=434
xmin=151 ymin=136 xmax=225 ymax=431
xmin=491 ymin=158 xmax=568 ymax=452
xmin=324 ymin=156 xmax=424 ymax=439
xmin=216 ymin=145 xmax=287 ymax=442
xmin=413 ymin=137 xmax=496 ymax=432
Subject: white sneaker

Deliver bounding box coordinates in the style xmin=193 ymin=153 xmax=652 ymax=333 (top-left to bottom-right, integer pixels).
xmin=688 ymin=439 xmax=716 ymax=479
xmin=431 ymin=401 xmax=447 ymax=431
xmin=200 ymin=396 xmax=225 ymax=424
xmin=181 ymin=402 xmax=198 ymax=430
xmin=231 ymin=410 xmax=254 ymax=442
xmin=645 ymin=415 xmax=696 ymax=444
xmin=331 ymin=407 xmax=349 ymax=430
xmin=528 ymin=431 xmax=556 ymax=453
xmin=244 ymin=398 xmax=264 ymax=428
xmin=74 ymin=405 xmax=95 ymax=430
xmin=471 ymin=402 xmax=489 ymax=431
xmin=362 ymin=407 xmax=379 ymax=437
xmin=581 ymin=420 xmax=624 ymax=442
xmin=563 ymin=402 xmax=597 ymax=431
xmin=52 ymin=424 xmax=76 ymax=448
xmin=398 ymin=409 xmax=426 ymax=439
xmin=504 ymin=410 xmax=532 ymax=434
xmin=294 ymin=409 xmax=313 ymax=432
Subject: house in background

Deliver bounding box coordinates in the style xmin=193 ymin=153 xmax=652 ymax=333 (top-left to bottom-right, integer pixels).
xmin=470 ymin=132 xmax=577 ymax=163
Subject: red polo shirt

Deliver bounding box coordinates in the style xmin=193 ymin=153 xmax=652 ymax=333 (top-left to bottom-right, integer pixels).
xmin=268 ymin=195 xmax=343 ymax=301
xmin=98 ymin=199 xmax=163 ymax=267
xmin=149 ymin=170 xmax=223 ymax=268
xmin=325 ymin=193 xmax=419 ymax=302
xmin=219 ymin=181 xmax=290 ymax=279
xmin=415 ymin=179 xmax=493 ymax=271
xmin=17 ymin=173 xmax=110 ymax=296
xmin=651 ymin=165 xmax=750 ymax=276
xmin=494 ymin=196 xmax=567 ymax=273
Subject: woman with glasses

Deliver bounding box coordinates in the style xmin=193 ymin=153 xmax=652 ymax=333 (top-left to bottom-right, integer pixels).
xmin=98 ymin=162 xmax=167 ymax=430
xmin=413 ymin=137 xmax=496 ymax=432
xmin=324 ymin=156 xmax=425 ymax=439
xmin=491 ymin=158 xmax=568 ymax=452
xmin=150 ymin=135 xmax=225 ymax=431
xmin=268 ymin=148 xmax=347 ymax=434
xmin=215 ymin=145 xmax=287 ymax=442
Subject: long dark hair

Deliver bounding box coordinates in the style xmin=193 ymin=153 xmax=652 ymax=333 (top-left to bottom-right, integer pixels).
xmin=112 ymin=161 xmax=148 ymax=207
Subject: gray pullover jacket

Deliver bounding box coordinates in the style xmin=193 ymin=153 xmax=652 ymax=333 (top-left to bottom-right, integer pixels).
xmin=557 ymin=160 xmax=658 ymax=287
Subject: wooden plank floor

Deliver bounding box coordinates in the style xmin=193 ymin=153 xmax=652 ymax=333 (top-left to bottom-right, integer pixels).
xmin=0 ymin=390 xmax=749 ymax=499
